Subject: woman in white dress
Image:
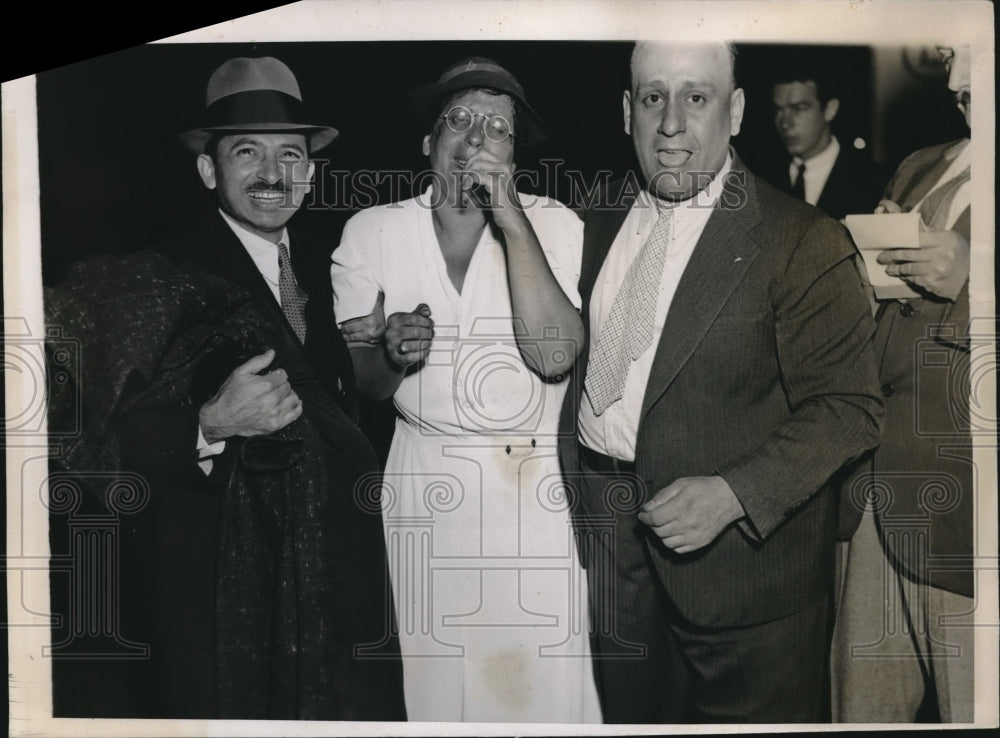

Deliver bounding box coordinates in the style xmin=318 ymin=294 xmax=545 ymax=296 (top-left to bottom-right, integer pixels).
xmin=331 ymin=57 xmax=601 ymax=723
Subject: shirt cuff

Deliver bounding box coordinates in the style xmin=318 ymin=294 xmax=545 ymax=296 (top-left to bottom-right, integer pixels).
xmin=196 ymin=424 xmax=226 ymax=476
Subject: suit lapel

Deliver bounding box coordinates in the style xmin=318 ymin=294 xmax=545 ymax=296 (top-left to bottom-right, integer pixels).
xmin=289 ymin=232 xmax=343 ymax=335
xmin=204 ymin=212 xmax=287 ymax=322
xmin=208 ymin=213 xmax=357 ymax=414
xmin=208 ymin=214 xmax=335 ymax=353
xmin=816 ymin=149 xmax=846 ymax=215
xmin=896 ymin=144 xmax=960 ymax=210
xmin=579 ymin=188 xmax=635 ymax=317
xmin=639 ymin=164 xmax=763 ymax=419
xmin=576 ymin=182 xmax=635 ymax=388
xmin=774 ymin=156 xmax=794 ymax=195
xmin=292 ymin=227 xmax=364 ymax=416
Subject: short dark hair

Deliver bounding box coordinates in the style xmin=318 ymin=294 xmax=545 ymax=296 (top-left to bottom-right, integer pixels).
xmin=771 ymin=51 xmax=839 ymax=105
xmin=203 ymin=134 xmax=222 ymax=160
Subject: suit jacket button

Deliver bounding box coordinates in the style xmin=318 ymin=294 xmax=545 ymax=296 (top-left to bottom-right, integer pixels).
xmin=899 ymin=302 xmax=914 ymax=317
xmin=881 ymin=383 xmax=895 ymax=397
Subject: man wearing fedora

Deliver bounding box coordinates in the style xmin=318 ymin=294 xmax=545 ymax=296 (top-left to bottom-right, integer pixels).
xmin=111 ymin=56 xmax=406 ymax=720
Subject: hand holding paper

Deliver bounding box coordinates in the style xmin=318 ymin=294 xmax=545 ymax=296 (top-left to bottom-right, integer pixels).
xmin=846 ymin=204 xmax=970 ymax=302
xmin=877 ymin=227 xmax=970 ymax=301
xmin=844 ymin=211 xmax=922 ymax=300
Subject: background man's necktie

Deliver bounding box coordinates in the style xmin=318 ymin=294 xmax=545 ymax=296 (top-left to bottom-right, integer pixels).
xmin=277 ymin=242 xmax=308 ymax=343
xmin=791 ymin=161 xmax=806 ymax=200
xmin=585 ymin=207 xmax=672 ymax=416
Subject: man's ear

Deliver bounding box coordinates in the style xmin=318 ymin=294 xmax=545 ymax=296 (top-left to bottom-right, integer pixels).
xmin=622 ymin=90 xmax=632 ymax=136
xmin=823 ymin=97 xmax=840 ymax=123
xmin=729 ymin=87 xmax=746 ymax=136
xmin=196 ymin=154 xmax=217 ymax=190
xmin=421 ymin=135 xmax=431 ymax=157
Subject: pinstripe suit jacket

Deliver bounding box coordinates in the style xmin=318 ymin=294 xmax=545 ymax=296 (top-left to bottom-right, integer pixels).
xmin=559 ymin=155 xmax=885 ymax=628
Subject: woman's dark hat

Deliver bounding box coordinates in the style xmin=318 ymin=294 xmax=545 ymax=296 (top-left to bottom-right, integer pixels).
xmin=408 ymin=57 xmax=548 ymax=146
xmin=180 ymin=57 xmax=338 ymax=154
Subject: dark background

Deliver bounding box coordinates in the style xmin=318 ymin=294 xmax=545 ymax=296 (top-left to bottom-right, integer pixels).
xmin=34 ymin=40 xmax=966 ymax=285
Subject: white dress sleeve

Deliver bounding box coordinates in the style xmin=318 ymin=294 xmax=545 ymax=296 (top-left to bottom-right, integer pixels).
xmin=330 ymin=211 xmax=384 ymax=325
xmin=523 ymin=196 xmax=584 ymax=310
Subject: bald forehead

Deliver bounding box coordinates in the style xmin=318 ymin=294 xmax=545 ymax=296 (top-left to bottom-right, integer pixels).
xmin=630 ymin=42 xmax=736 ymax=92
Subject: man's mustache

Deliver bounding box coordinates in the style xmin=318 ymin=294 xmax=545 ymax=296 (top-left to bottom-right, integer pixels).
xmin=246 ymin=180 xmax=289 ymax=192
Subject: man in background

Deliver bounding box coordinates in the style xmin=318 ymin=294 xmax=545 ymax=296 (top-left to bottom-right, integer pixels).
xmin=767 ymin=56 xmax=885 ymax=220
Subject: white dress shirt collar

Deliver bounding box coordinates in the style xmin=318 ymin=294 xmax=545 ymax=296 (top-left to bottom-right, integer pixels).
xmin=790 ymin=136 xmax=840 ymax=206
xmin=633 ymin=152 xmax=734 ymax=234
xmin=218 ymin=208 xmax=289 ymax=303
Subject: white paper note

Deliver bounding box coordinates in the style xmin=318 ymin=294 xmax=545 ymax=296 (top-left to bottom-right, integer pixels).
xmin=845 ymin=212 xmax=923 ymax=300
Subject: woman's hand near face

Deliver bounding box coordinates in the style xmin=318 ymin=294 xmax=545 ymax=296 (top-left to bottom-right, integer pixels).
xmin=461 ymin=151 xmax=584 ymax=379
xmin=462 ymin=151 xmax=528 ymax=233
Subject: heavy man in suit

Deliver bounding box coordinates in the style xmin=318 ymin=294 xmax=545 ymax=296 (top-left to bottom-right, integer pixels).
xmin=831 ymin=44 xmax=975 ymax=723
xmin=559 ymin=42 xmax=884 ymax=722
xmin=767 ymin=60 xmax=885 ymax=220
xmin=112 ymin=57 xmax=405 ymax=720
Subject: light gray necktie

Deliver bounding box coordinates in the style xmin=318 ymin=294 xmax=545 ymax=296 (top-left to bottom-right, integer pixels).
xmin=585 ymin=206 xmax=672 ymax=415
xmin=277 ymin=241 xmax=308 ymax=343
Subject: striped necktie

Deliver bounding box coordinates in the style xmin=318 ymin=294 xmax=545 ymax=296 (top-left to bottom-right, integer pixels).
xmin=585 ymin=206 xmax=672 ymax=416
xmin=277 ymin=241 xmax=308 ymax=344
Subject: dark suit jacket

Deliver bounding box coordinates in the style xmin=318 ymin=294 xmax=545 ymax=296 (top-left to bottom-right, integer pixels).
xmin=763 ymin=143 xmax=886 ymax=221
xmin=113 ymin=211 xmax=404 ymax=719
xmin=837 ymin=139 xmax=973 ymax=598
xmin=559 ymin=155 xmax=884 ymax=629
xmin=165 ymin=210 xmax=358 ymax=418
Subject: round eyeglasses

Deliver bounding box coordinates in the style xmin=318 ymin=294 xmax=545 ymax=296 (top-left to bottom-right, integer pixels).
xmin=440 ymin=105 xmax=514 ymax=143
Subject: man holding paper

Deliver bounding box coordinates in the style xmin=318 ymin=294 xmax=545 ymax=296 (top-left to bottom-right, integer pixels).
xmin=832 ymin=45 xmax=974 ymax=723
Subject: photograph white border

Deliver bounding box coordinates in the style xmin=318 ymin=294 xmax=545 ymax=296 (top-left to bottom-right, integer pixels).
xmin=5 ymin=1 xmax=996 ymax=735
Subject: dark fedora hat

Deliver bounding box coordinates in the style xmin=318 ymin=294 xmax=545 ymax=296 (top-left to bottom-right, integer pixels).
xmin=408 ymin=57 xmax=548 ymax=147
xmin=180 ymin=56 xmax=338 ymax=154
